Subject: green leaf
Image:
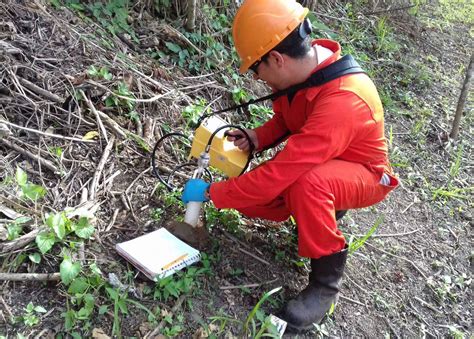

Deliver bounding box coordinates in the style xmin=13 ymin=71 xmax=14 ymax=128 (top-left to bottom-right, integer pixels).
xmin=46 ymin=213 xmax=66 ymax=239
xmin=16 ymin=167 xmax=27 ymax=186
xmin=26 ymin=302 xmax=34 ymax=312
xmin=21 ymin=183 xmax=47 ymax=201
xmin=68 ymin=277 xmax=89 ymax=294
xmin=28 ymin=252 xmax=41 ymax=264
xmin=34 ymin=305 xmax=47 ymax=313
xmin=60 ymin=257 xmax=81 ymax=285
xmin=7 ymin=223 xmax=23 ymax=240
xmin=35 ymin=232 xmax=56 ymax=254
xmin=62 ymin=309 xmax=76 ymax=331
xmin=98 ymin=305 xmax=108 ymax=315
xmin=14 ymin=216 xmax=32 ymax=225
xmin=165 ymin=42 xmax=181 ymax=53
xmin=73 ymin=217 xmax=95 ymax=239
xmin=90 ymin=263 xmax=102 ymax=276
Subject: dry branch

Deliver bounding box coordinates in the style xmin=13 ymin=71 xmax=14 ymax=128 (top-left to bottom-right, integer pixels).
xmin=0 ymin=228 xmax=43 ymax=254
xmin=17 ymin=77 xmax=64 ymax=103
xmin=450 ymin=54 xmax=473 ymax=139
xmin=89 ymin=135 xmax=116 ymax=200
xmin=0 ymin=138 xmax=58 ymax=173
xmin=0 ymin=119 xmax=96 ymax=143
xmin=0 ymin=272 xmax=60 ymax=282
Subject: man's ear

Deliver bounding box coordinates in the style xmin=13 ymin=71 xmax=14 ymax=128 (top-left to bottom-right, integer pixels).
xmin=268 ymin=50 xmax=285 ymax=68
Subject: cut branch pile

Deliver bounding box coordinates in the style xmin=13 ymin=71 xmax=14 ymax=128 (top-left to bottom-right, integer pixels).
xmin=0 ymin=0 xmax=232 ymax=271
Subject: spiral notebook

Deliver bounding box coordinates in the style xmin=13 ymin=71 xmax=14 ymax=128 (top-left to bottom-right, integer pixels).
xmin=115 ymin=228 xmax=201 ymax=281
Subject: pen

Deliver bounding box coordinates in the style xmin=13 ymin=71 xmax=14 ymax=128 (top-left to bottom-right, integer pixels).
xmin=162 ymin=254 xmax=188 ymax=270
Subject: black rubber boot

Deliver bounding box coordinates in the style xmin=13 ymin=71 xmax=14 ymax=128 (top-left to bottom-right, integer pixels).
xmin=278 ymin=247 xmax=348 ymax=332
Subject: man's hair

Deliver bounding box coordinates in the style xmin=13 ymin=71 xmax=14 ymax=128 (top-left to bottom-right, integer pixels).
xmin=264 ymin=22 xmax=312 ymax=62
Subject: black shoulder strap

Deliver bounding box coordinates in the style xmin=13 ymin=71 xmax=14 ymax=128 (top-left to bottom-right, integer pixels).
xmin=285 ymin=55 xmax=365 ymax=103
xmin=196 ymin=55 xmax=365 ymax=126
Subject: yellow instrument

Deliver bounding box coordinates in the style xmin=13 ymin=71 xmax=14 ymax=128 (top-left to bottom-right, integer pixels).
xmin=189 ymin=116 xmax=249 ymax=177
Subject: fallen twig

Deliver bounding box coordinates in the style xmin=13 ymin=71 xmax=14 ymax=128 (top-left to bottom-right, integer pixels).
xmin=17 ymin=76 xmax=64 ymax=103
xmin=89 ymin=135 xmax=116 ymax=200
xmin=80 ymin=90 xmax=109 ymax=143
xmin=414 ymin=296 xmax=443 ymax=314
xmin=238 ymin=247 xmax=271 ymax=266
xmin=0 ymin=296 xmax=14 ymax=320
xmin=363 ymin=4 xmax=416 ymax=16
xmin=125 ymin=166 xmax=151 ymax=195
xmin=339 ymin=294 xmax=365 ymax=307
xmin=0 ymin=119 xmax=95 ymax=143
xmin=85 ymin=80 xmax=176 ymax=103
xmin=220 ymin=278 xmax=278 ymax=290
xmin=0 ymin=228 xmax=43 ymax=254
xmin=0 ymin=272 xmax=60 ymax=281
xmin=365 ymin=242 xmax=427 ymax=279
xmin=1 ymin=138 xmax=59 ymax=173
xmin=347 ymin=228 xmax=421 ymax=238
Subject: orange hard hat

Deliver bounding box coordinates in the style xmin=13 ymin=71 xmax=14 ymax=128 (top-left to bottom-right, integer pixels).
xmin=232 ymin=0 xmax=309 ymax=73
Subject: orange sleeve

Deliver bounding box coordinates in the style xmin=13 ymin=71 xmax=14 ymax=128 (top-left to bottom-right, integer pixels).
xmin=210 ymin=91 xmax=368 ymax=209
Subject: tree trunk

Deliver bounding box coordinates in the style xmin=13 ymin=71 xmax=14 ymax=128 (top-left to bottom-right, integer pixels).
xmin=450 ymin=54 xmax=473 ymax=139
xmin=186 ymin=0 xmax=197 ymax=31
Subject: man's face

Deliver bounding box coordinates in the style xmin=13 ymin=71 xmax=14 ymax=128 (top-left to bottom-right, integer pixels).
xmin=249 ymin=51 xmax=286 ymax=91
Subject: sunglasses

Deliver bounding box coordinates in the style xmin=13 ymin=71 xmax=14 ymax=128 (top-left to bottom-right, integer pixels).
xmin=249 ymin=54 xmax=268 ymax=74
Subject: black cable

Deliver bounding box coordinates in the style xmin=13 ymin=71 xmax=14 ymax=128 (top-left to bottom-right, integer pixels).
xmin=205 ymin=124 xmax=255 ymax=176
xmin=151 ymin=132 xmax=190 ymax=191
xmin=166 ymin=162 xmax=213 ymax=188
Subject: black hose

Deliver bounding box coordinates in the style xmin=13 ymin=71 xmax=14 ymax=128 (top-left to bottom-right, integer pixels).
xmin=151 ymin=132 xmax=190 ymax=191
xmin=151 ymin=125 xmax=255 ymax=190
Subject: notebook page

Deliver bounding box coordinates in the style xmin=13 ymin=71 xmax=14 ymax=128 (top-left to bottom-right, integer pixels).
xmin=116 ymin=228 xmax=199 ymax=277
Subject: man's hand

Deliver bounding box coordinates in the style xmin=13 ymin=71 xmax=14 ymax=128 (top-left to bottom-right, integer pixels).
xmin=225 ymin=129 xmax=259 ymax=152
xmin=182 ymin=179 xmax=210 ymax=204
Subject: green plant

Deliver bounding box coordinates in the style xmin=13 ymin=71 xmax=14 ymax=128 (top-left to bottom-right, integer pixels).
xmin=373 ymin=17 xmax=399 ymax=55
xmin=14 ymin=302 xmax=47 ymax=327
xmin=449 ymin=144 xmax=464 ymax=180
xmin=182 ymin=99 xmax=207 ymax=127
xmin=6 ymin=216 xmax=31 ymax=241
xmin=87 ymin=65 xmax=113 ymax=80
xmin=241 ymin=287 xmax=282 ymax=338
xmin=87 ymin=0 xmax=138 ymax=42
xmin=105 ymin=81 xmax=138 ymax=122
xmin=15 ymin=167 xmax=47 ymax=201
xmin=35 ymin=212 xmax=95 ymax=255
xmin=348 ymin=216 xmax=384 ymax=255
xmin=204 ymin=205 xmax=245 ymax=233
xmin=246 ymin=104 xmax=273 ymax=129
xmin=154 ymin=264 xmax=210 ymax=302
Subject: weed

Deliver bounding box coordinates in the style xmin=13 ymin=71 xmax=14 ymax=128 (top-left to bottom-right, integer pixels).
xmin=87 ymin=0 xmax=138 ymax=42
xmin=449 ymin=144 xmax=464 ymax=180
xmin=374 ymin=17 xmax=399 ymax=55
xmin=154 ymin=256 xmax=211 ymax=302
xmin=241 ymin=287 xmax=282 ymax=338
xmin=105 ymin=81 xmax=138 ymax=122
xmin=15 ymin=167 xmax=47 ymax=201
xmin=6 ymin=216 xmax=31 ymax=241
xmin=150 ymin=207 xmax=164 ymax=221
xmin=36 ymin=213 xmax=95 ymax=255
xmin=246 ymin=104 xmax=273 ymax=129
xmin=204 ymin=205 xmax=245 ymax=233
xmin=14 ymin=302 xmax=47 ymax=327
xmin=87 ymin=65 xmax=113 ymax=80
xmin=348 ymin=216 xmax=384 ymax=255
xmin=182 ymin=99 xmax=208 ymax=127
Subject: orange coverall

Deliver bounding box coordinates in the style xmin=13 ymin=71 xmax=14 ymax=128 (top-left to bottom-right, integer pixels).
xmin=209 ymin=39 xmax=398 ymax=258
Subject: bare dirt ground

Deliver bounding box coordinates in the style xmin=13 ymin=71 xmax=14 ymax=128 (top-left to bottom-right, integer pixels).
xmin=0 ymin=0 xmax=472 ymax=338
